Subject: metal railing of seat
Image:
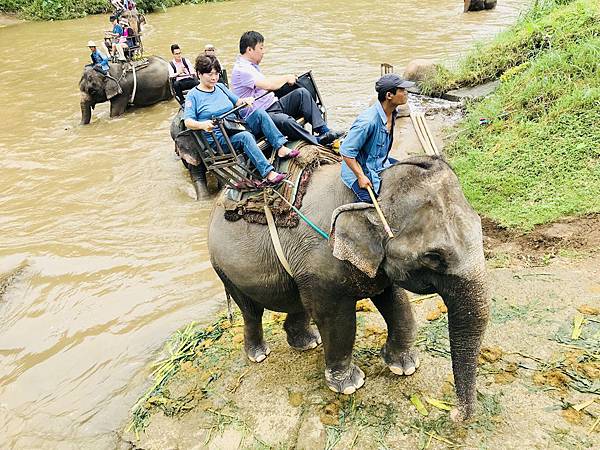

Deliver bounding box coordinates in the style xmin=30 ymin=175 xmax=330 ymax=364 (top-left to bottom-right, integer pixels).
xmin=176 ymin=125 xmax=261 ymax=191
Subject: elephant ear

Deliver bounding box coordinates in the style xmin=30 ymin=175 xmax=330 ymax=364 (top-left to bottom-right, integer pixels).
xmin=105 ymin=78 xmax=121 ymax=100
xmin=330 ymin=204 xmax=385 ymax=278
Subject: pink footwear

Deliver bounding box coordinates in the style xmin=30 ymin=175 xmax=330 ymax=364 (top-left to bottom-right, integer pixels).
xmin=261 ymin=172 xmax=288 ymax=187
xmin=278 ymin=149 xmax=300 ymax=160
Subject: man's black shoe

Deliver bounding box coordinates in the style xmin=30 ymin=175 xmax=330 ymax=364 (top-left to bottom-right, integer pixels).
xmin=318 ymin=130 xmax=344 ymax=146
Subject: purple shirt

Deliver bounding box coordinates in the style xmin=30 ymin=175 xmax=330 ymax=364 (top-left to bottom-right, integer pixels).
xmin=231 ymin=56 xmax=277 ymax=119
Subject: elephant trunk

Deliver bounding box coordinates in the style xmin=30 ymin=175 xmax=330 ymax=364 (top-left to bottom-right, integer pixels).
xmin=442 ymin=272 xmax=489 ymax=421
xmin=80 ymin=100 xmax=92 ymax=125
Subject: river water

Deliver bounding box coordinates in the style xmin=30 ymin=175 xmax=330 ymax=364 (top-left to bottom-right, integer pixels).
xmin=0 ymin=0 xmax=531 ymax=448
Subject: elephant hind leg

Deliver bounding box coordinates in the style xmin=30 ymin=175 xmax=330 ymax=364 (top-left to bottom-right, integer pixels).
xmin=214 ymin=269 xmax=270 ymax=362
xmin=371 ymin=285 xmax=420 ymax=376
xmin=283 ymin=311 xmax=322 ymax=351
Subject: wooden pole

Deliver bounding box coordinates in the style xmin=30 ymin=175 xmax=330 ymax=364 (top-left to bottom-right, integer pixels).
xmin=366 ymin=186 xmax=394 ymax=239
xmin=418 ymin=114 xmax=441 ymax=156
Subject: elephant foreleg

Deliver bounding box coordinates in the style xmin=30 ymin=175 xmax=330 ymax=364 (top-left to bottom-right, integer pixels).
xmin=303 ymin=289 xmax=365 ymax=394
xmin=109 ymin=95 xmax=129 ymax=117
xmin=371 ymin=285 xmax=420 ymax=376
xmin=283 ymin=311 xmax=321 ymax=351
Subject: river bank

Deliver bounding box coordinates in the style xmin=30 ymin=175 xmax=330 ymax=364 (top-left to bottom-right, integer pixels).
xmin=0 ymin=0 xmax=226 ymax=20
xmin=120 ymin=233 xmax=600 ymax=449
xmin=423 ymin=0 xmax=600 ymax=230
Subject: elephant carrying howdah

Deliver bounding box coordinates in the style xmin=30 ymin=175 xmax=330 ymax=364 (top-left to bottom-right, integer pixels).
xmin=208 ymin=154 xmax=489 ymax=421
xmin=79 ymin=56 xmax=172 ymax=124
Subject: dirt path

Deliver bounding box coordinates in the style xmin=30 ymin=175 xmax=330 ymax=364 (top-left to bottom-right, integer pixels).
xmin=118 ymin=101 xmax=599 ymax=449
xmin=118 ymin=248 xmax=599 ymax=449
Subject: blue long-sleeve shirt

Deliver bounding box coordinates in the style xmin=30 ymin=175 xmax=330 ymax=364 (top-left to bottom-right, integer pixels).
xmin=340 ymin=101 xmax=396 ymax=194
xmin=90 ymin=49 xmax=110 ymax=73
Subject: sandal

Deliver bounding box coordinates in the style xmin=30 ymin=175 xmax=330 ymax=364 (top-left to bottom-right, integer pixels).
xmin=260 ymin=172 xmax=288 ymax=187
xmin=278 ymin=149 xmax=300 ymax=160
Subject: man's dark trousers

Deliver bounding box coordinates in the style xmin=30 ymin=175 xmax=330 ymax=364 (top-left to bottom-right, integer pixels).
xmin=266 ymin=87 xmax=325 ymax=145
xmin=173 ymin=77 xmax=199 ymax=104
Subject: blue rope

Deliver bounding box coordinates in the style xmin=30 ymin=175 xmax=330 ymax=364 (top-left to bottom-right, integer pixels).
xmin=271 ymin=189 xmax=330 ymax=240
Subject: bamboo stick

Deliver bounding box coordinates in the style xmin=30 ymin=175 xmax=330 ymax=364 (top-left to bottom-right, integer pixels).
xmin=418 ymin=113 xmax=441 ymax=156
xmin=366 ymin=186 xmax=394 ymax=238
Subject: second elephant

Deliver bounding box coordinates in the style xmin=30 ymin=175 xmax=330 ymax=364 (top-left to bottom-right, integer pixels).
xmin=80 ymin=56 xmax=172 ymax=124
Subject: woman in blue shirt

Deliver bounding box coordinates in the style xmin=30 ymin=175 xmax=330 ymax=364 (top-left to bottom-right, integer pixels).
xmin=184 ymin=55 xmax=298 ymax=186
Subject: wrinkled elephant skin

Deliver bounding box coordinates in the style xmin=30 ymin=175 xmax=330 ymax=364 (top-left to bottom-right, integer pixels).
xmin=79 ymin=56 xmax=172 ymax=124
xmin=209 ymin=155 xmax=489 ymax=421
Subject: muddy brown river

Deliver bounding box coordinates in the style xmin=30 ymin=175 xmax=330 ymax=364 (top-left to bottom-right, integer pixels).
xmin=0 ymin=1 xmax=531 ymax=448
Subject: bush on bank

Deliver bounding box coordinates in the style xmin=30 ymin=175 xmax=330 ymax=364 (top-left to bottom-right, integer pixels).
xmin=432 ymin=0 xmax=600 ymax=230
xmin=0 ymin=0 xmax=224 ymax=20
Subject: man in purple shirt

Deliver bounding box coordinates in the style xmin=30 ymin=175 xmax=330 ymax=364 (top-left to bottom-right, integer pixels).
xmin=231 ymin=31 xmax=343 ymax=146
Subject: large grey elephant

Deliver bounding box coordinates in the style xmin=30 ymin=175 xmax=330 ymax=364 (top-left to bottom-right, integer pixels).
xmin=79 ymin=56 xmax=172 ymax=124
xmin=208 ymin=155 xmax=489 ymax=421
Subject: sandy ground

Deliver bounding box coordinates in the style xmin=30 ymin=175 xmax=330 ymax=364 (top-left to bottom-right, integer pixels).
xmin=117 ymin=103 xmax=599 ymax=450
xmin=0 ymin=14 xmax=23 ymax=27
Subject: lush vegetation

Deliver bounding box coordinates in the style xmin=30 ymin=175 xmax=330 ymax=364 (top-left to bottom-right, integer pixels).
xmin=0 ymin=0 xmax=224 ymax=20
xmin=425 ymin=0 xmax=599 ymax=230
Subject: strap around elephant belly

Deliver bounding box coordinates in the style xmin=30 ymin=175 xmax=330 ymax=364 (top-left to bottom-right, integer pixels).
xmin=264 ymin=204 xmax=294 ymax=277
xmin=129 ymin=63 xmax=137 ymax=104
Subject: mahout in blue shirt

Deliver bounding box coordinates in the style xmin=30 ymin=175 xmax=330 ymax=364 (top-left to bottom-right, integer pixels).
xmin=340 ymin=101 xmax=395 ymax=195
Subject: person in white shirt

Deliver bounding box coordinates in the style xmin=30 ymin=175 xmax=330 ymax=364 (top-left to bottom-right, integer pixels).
xmin=168 ymin=44 xmax=199 ymax=104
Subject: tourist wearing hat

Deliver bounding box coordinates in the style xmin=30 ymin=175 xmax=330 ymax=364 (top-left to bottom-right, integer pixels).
xmin=340 ymin=74 xmax=415 ymax=203
xmin=87 ymin=40 xmax=110 ymax=75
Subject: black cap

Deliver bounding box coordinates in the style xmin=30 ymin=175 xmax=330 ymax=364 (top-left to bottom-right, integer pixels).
xmin=375 ymin=74 xmax=415 ymax=93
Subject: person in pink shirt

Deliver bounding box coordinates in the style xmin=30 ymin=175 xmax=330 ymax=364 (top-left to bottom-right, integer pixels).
xmin=169 ymin=44 xmax=199 ymax=105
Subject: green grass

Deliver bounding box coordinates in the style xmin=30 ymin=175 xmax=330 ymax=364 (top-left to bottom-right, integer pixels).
xmin=424 ymin=0 xmax=600 ymax=230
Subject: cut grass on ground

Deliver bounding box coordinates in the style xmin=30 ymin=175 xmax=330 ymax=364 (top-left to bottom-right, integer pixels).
xmin=424 ymin=0 xmax=600 ymax=230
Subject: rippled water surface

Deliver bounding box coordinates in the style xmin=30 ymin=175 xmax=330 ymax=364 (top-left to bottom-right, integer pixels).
xmin=0 ymin=0 xmax=531 ymax=447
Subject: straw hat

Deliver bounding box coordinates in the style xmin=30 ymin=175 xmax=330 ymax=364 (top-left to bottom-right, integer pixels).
xmin=87 ymin=40 xmax=96 ymax=47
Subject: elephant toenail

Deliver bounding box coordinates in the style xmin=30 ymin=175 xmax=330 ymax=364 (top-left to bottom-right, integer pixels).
xmin=255 ymin=354 xmax=267 ymax=363
xmin=389 ymin=365 xmax=404 ymax=375
xmin=342 ymin=386 xmax=356 ymax=395
xmin=404 ymin=366 xmax=416 ymax=376
xmin=356 ymin=377 xmax=365 ymax=389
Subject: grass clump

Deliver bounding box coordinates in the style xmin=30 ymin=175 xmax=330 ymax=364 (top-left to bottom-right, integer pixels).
xmin=127 ymin=315 xmax=234 ymax=436
xmin=434 ymin=0 xmax=599 ymax=230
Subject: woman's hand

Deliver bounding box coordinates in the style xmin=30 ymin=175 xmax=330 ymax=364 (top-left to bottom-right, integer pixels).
xmin=239 ymin=97 xmax=254 ymax=107
xmin=200 ymin=120 xmax=215 ymax=132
